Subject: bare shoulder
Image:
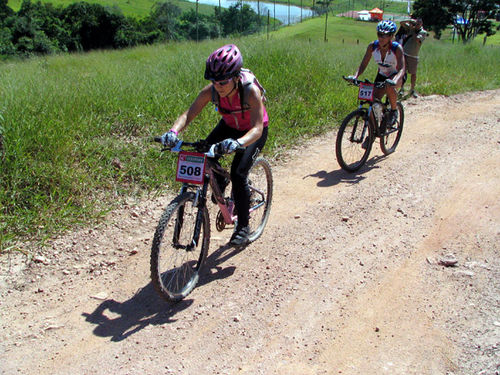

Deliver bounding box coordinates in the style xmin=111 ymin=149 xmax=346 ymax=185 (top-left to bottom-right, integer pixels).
xmin=246 ymin=83 xmax=263 ymax=105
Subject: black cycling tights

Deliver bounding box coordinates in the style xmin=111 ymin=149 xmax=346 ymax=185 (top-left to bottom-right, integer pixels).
xmin=205 ymin=120 xmax=268 ymax=228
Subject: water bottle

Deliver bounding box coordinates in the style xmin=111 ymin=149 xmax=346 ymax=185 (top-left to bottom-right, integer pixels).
xmin=373 ymin=102 xmax=383 ymax=123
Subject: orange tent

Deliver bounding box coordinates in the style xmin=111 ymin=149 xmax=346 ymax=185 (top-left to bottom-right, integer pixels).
xmin=369 ymin=7 xmax=384 ymax=21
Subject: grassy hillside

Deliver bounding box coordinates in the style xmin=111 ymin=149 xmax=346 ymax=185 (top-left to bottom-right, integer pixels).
xmin=7 ymin=0 xmax=216 ymax=16
xmin=6 ymin=0 xmax=411 ymax=18
xmin=1 ymin=16 xmax=499 ymax=252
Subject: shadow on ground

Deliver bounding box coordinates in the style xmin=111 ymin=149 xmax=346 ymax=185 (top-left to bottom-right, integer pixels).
xmin=83 ymin=242 xmax=246 ymax=341
xmin=304 ymin=155 xmax=385 ymax=187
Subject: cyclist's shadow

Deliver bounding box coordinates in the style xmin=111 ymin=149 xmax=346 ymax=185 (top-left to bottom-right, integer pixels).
xmin=82 ymin=243 xmax=245 ymax=342
xmin=306 ymin=155 xmax=385 ymax=187
xmin=82 ymin=283 xmax=193 ymax=342
xmin=196 ymin=242 xmax=247 ymax=288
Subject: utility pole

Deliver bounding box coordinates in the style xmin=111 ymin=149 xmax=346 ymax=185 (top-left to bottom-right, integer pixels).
xmin=288 ymin=0 xmax=290 ymax=25
xmin=196 ymin=0 xmax=199 ymax=42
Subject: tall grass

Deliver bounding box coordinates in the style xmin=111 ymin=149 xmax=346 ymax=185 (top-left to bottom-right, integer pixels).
xmin=7 ymin=0 xmax=216 ymax=16
xmin=6 ymin=0 xmax=410 ymax=14
xmin=1 ymin=16 xmax=499 ymax=252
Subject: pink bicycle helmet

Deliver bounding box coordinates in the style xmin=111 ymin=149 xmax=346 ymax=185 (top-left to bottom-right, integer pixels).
xmin=204 ymin=44 xmax=243 ymax=81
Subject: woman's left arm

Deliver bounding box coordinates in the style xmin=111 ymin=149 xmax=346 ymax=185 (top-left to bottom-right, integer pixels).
xmin=235 ymin=85 xmax=264 ymax=147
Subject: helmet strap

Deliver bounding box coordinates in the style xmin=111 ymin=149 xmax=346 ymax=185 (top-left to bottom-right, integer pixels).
xmin=238 ymin=80 xmax=245 ymax=119
xmin=221 ymin=78 xmax=238 ymax=98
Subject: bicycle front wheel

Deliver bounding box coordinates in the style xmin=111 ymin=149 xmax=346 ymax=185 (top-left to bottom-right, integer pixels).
xmin=247 ymin=157 xmax=273 ymax=242
xmin=335 ymin=109 xmax=373 ymax=172
xmin=380 ymin=102 xmax=404 ymax=155
xmin=150 ymin=192 xmax=210 ymax=302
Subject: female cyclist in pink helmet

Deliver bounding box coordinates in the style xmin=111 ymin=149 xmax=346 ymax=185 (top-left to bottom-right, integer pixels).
xmin=161 ymin=44 xmax=269 ymax=246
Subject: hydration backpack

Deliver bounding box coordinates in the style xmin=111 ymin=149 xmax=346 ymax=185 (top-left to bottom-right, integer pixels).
xmin=211 ymin=68 xmax=266 ymax=118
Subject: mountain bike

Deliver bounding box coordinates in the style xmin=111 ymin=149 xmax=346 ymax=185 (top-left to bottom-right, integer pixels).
xmin=335 ymin=76 xmax=404 ymax=172
xmin=150 ymin=138 xmax=273 ymax=302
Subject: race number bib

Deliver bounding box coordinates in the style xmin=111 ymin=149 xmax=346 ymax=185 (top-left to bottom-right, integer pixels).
xmin=176 ymin=151 xmax=206 ymax=184
xmin=358 ymin=82 xmax=374 ymax=101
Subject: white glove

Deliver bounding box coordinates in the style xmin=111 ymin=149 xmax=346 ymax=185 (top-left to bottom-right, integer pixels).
xmin=217 ymin=138 xmax=241 ymax=154
xmin=385 ymin=79 xmax=397 ymax=86
xmin=161 ymin=130 xmax=178 ymax=147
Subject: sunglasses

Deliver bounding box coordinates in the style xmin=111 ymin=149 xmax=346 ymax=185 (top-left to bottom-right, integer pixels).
xmin=211 ymin=79 xmax=232 ymax=86
xmin=377 ymin=32 xmax=392 ymax=37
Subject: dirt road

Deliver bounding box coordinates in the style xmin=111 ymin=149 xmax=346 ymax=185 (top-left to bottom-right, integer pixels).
xmin=1 ymin=90 xmax=499 ymax=375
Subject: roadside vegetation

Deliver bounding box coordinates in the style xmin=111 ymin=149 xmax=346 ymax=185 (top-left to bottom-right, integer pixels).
xmin=1 ymin=15 xmax=499 ymax=253
xmin=6 ymin=0 xmax=408 ymax=14
xmin=7 ymin=0 xmax=211 ymax=17
xmin=0 ymin=0 xmax=265 ymax=57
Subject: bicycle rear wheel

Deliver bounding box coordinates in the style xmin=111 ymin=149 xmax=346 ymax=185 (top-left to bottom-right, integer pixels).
xmin=247 ymin=157 xmax=273 ymax=242
xmin=335 ymin=109 xmax=373 ymax=172
xmin=380 ymin=102 xmax=404 ymax=155
xmin=150 ymin=192 xmax=210 ymax=302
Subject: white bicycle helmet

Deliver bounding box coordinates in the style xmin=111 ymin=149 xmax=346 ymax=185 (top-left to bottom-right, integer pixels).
xmin=377 ymin=20 xmax=397 ymax=34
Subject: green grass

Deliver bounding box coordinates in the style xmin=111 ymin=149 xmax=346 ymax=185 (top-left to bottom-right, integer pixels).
xmin=6 ymin=0 xmax=216 ymax=17
xmin=6 ymin=0 xmax=412 ymax=17
xmin=1 ymin=16 xmax=499 ymax=253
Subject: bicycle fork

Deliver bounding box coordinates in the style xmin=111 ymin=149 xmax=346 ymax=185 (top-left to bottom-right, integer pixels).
xmin=173 ymin=182 xmax=207 ymax=252
xmin=188 ymin=180 xmax=209 ymax=251
xmin=350 ymin=108 xmax=370 ymax=145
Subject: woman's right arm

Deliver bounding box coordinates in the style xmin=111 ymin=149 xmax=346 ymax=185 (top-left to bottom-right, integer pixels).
xmin=355 ymin=43 xmax=373 ymax=78
xmin=170 ymin=84 xmax=212 ymax=134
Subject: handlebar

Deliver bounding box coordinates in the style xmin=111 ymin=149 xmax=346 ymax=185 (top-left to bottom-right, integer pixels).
xmin=343 ymin=76 xmax=388 ymax=89
xmin=153 ymin=137 xmax=244 ymax=158
xmin=154 ymin=137 xmax=211 ymax=152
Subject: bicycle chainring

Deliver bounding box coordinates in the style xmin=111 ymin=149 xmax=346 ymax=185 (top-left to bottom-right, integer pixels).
xmin=216 ymin=210 xmax=226 ymax=232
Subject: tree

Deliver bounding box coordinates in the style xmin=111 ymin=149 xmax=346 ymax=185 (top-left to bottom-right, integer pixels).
xmin=179 ymin=9 xmax=220 ymax=40
xmin=317 ymin=0 xmax=333 ymax=42
xmin=150 ymin=1 xmax=182 ymax=41
xmin=448 ymin=0 xmax=497 ymax=43
xmin=412 ymin=0 xmax=497 ymax=42
xmin=412 ymin=0 xmax=453 ymax=39
xmin=217 ymin=3 xmax=260 ymax=36
xmin=0 ymin=27 xmax=15 ymax=55
xmin=16 ymin=0 xmax=70 ymax=51
xmin=0 ymin=0 xmax=14 ymax=24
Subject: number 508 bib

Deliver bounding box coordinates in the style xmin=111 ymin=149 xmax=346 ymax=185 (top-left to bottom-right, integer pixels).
xmin=176 ymin=151 xmax=206 ymax=184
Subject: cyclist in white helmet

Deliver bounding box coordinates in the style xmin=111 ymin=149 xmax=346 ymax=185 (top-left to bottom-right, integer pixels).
xmin=350 ymin=20 xmax=405 ymax=126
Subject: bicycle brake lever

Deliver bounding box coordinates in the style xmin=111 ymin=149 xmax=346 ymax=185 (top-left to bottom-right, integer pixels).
xmin=171 ymin=140 xmax=183 ymax=152
xmin=205 ymin=144 xmax=218 ymax=158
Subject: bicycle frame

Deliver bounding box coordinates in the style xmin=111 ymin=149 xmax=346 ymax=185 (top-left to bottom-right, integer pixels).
xmin=205 ymin=159 xmax=236 ymax=224
xmin=357 ymin=97 xmax=391 ymax=141
xmin=204 ymin=158 xmax=267 ymax=225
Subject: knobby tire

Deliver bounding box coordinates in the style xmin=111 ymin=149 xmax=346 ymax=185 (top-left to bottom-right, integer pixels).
xmin=380 ymin=102 xmax=404 ymax=155
xmin=247 ymin=157 xmax=273 ymax=242
xmin=150 ymin=192 xmax=210 ymax=302
xmin=336 ymin=109 xmax=373 ymax=172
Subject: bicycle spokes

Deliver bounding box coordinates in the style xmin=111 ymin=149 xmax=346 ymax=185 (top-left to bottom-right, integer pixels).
xmin=336 ymin=109 xmax=373 ymax=172
xmin=150 ymin=192 xmax=209 ymax=302
xmin=249 ymin=186 xmax=265 ymax=212
xmin=380 ymin=102 xmax=404 ymax=156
